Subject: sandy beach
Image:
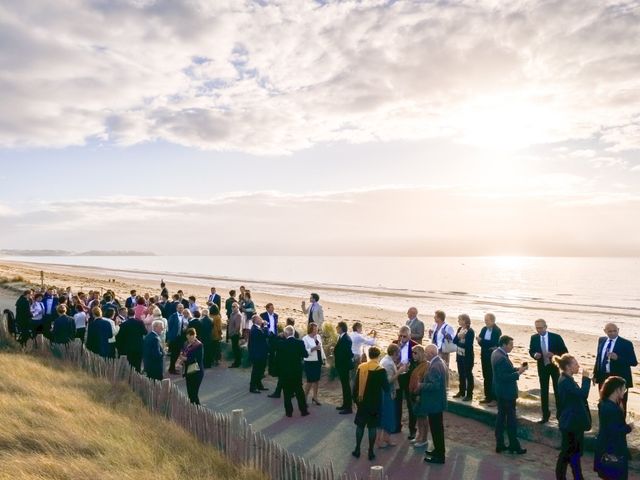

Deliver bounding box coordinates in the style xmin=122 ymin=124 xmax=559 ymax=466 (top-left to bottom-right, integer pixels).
xmin=1 ymin=258 xmax=638 ymax=421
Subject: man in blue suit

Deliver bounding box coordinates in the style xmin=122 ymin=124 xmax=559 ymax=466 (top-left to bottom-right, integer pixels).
xmin=335 ymin=321 xmax=354 ymax=414
xmin=167 ymin=304 xmax=187 ymax=374
xmin=86 ymin=307 xmax=114 ymax=358
xmin=261 ymin=303 xmax=279 ymax=376
xmin=207 ymin=287 xmax=221 ymax=310
xmin=593 ymin=322 xmax=638 ymax=416
xmin=143 ymin=320 xmax=165 ymax=381
xmin=51 ymin=305 xmax=76 ymax=344
xmin=249 ymin=315 xmax=269 ymax=393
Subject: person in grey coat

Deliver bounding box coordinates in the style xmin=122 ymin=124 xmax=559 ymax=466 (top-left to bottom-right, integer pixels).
xmin=143 ymin=320 xmax=165 ymax=381
xmin=418 ymin=344 xmax=449 ymax=464
xmin=492 ymin=335 xmax=528 ymax=455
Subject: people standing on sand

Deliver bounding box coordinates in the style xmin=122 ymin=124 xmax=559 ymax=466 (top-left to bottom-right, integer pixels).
xmin=125 ymin=289 xmax=137 ymax=309
xmin=528 ymin=319 xmax=568 ymax=423
xmin=420 ymin=344 xmax=449 ymax=465
xmin=51 ymin=305 xmax=76 ymax=344
xmin=178 ymin=327 xmax=204 ymax=405
xmin=302 ymin=293 xmax=324 ymax=327
xmin=352 ymin=346 xmax=389 ymax=461
xmin=207 ymin=287 xmax=221 ymax=311
xmin=377 ymin=343 xmax=405 ymax=448
xmin=593 ymin=323 xmax=637 ymax=417
xmin=277 ymin=326 xmax=309 ymax=417
xmin=143 ymin=320 xmax=165 ymax=381
xmin=228 ymin=303 xmax=243 ymax=368
xmin=409 ymin=346 xmax=430 ymax=449
xmin=134 ymin=296 xmax=148 ymax=321
xmin=428 ymin=310 xmax=455 ymax=366
xmin=334 ymin=321 xmax=354 ymax=414
xmin=594 ymin=376 xmax=633 ymax=480
xmin=453 ymin=314 xmax=475 ymax=402
xmin=393 ymin=325 xmax=418 ymax=438
xmin=406 ymin=307 xmax=424 ymax=344
xmin=176 ymin=290 xmax=189 ymax=309
xmin=302 ymin=322 xmax=326 ymax=405
xmin=478 ymin=313 xmax=501 ymax=405
xmin=249 ymin=315 xmax=269 ymax=393
xmin=188 ymin=296 xmax=199 ymax=315
xmin=554 ymin=353 xmax=591 ymax=480
xmin=241 ymin=290 xmax=256 ymax=332
xmin=116 ymin=308 xmax=147 ymax=372
xmin=350 ymin=322 xmax=377 ymax=372
xmin=492 ymin=335 xmax=528 ymax=455
xmin=167 ymin=304 xmax=187 ymax=374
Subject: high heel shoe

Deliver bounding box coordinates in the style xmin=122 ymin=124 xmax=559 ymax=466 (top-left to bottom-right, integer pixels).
xmin=312 ymin=398 xmax=321 ymax=406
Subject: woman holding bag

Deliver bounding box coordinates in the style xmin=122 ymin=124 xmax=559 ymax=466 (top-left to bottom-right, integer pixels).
xmin=178 ymin=328 xmax=204 ymax=405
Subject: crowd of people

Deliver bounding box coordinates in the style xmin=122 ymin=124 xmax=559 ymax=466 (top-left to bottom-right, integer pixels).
xmin=9 ymin=283 xmax=638 ymax=479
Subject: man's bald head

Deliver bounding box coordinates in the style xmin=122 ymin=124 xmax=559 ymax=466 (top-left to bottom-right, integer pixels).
xmin=425 ymin=344 xmax=438 ymax=360
xmin=604 ymin=323 xmax=619 ymax=339
xmin=407 ymin=307 xmax=418 ymax=319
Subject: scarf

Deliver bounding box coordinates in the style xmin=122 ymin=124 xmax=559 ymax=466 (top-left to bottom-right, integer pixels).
xmin=357 ymin=358 xmax=382 ymax=402
xmin=409 ymin=361 xmax=429 ymax=394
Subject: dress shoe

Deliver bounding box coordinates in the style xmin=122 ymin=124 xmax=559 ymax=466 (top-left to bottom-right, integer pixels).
xmin=495 ymin=445 xmax=507 ymax=453
xmin=285 ymin=412 xmax=293 ymax=417
xmin=249 ymin=389 xmax=261 ymax=394
xmin=452 ymin=392 xmax=464 ymax=398
xmin=267 ymin=393 xmax=281 ymax=398
xmin=424 ymin=456 xmax=445 ymax=464
xmin=258 ymin=386 xmax=269 ymax=391
xmin=368 ymin=450 xmax=376 ymax=461
xmin=312 ymin=398 xmax=321 ymax=406
xmin=508 ymin=447 xmax=527 ymax=455
xmin=479 ymin=398 xmax=491 ymax=404
xmin=351 ymin=449 xmax=360 ymax=459
xmin=336 ymin=405 xmax=345 ymax=410
xmin=462 ymin=395 xmax=473 ymax=402
xmin=408 ymin=433 xmax=416 ymax=441
xmin=301 ymin=411 xmax=310 ymax=417
xmin=339 ymin=409 xmax=353 ymax=414
xmin=537 ymin=417 xmax=550 ymax=424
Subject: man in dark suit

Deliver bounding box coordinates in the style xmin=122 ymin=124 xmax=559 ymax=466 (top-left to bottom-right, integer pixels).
xmin=492 ymin=335 xmax=528 ymax=455
xmin=478 ymin=313 xmax=502 ymax=404
xmin=276 ymin=325 xmax=309 ymax=417
xmin=51 ymin=305 xmax=76 ymax=344
xmin=249 ymin=315 xmax=269 ymax=393
xmin=261 ymin=303 xmax=279 ymax=376
xmin=269 ymin=318 xmax=300 ymax=399
xmin=593 ymin=322 xmax=638 ymax=416
xmin=188 ymin=310 xmax=203 ymax=340
xmin=143 ymin=320 xmax=165 ymax=381
xmin=335 ymin=321 xmax=354 ymax=414
xmin=422 ymin=345 xmax=449 ymax=464
xmin=392 ymin=325 xmax=419 ymax=437
xmin=167 ymin=304 xmax=187 ymax=374
xmin=15 ymin=290 xmax=32 ymax=346
xmin=529 ymin=318 xmax=568 ymax=423
xmin=86 ymin=307 xmax=114 ymax=358
xmin=163 ymin=294 xmax=180 ymax=320
xmin=124 ymin=290 xmax=137 ymax=309
xmin=207 ymin=287 xmax=221 ymax=310
xmin=116 ymin=308 xmax=147 ymax=372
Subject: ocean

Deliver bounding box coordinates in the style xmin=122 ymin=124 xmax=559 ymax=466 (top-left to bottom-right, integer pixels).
xmin=5 ymin=256 xmax=640 ymax=340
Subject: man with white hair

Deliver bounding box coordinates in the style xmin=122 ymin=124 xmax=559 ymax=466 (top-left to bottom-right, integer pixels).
xmin=276 ymin=326 xmax=310 ymax=417
xmin=143 ymin=320 xmax=165 ymax=381
xmin=421 ymin=344 xmax=449 ymax=464
xmin=406 ymin=307 xmax=424 ymax=344
xmin=249 ymin=314 xmax=269 ymax=393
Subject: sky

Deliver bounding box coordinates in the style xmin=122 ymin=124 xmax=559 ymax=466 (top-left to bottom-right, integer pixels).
xmin=0 ymin=0 xmax=639 ymax=256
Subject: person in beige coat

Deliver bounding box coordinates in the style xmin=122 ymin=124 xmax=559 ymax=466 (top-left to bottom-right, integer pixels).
xmin=301 ymin=293 xmax=324 ymax=327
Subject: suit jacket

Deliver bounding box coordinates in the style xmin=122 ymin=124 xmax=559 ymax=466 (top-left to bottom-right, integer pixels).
xmin=453 ymin=326 xmax=475 ymax=360
xmin=478 ymin=325 xmax=502 ymax=355
xmin=225 ymin=297 xmax=236 ymax=318
xmin=406 ymin=317 xmax=425 ymax=344
xmin=228 ymin=312 xmax=242 ymax=336
xmin=208 ymin=293 xmax=221 ymax=310
xmin=277 ymin=336 xmax=308 ymax=381
xmin=557 ymin=373 xmax=591 ymax=432
xmin=52 ymin=314 xmax=76 ymax=344
xmin=419 ymin=355 xmax=449 ymax=414
xmin=166 ymin=312 xmax=185 ymax=342
xmin=593 ymin=336 xmax=638 ymax=387
xmin=491 ymin=348 xmax=520 ymax=400
xmin=391 ymin=338 xmax=419 ymax=363
xmin=116 ymin=318 xmax=147 ymax=356
xmin=249 ymin=324 xmax=269 ymax=362
xmin=334 ymin=333 xmax=354 ymax=371
xmin=528 ymin=331 xmax=568 ymax=370
xmin=163 ymin=301 xmax=179 ymax=320
xmin=86 ymin=317 xmax=114 ymax=358
xmin=260 ymin=311 xmax=279 ymax=336
xmin=188 ymin=318 xmax=203 ymax=340
xmin=143 ymin=331 xmax=164 ymax=380
xmin=595 ymin=399 xmax=631 ymax=460
xmin=304 ymin=302 xmax=324 ymax=326
xmin=15 ymin=295 xmax=32 ymax=328
xmin=124 ymin=296 xmax=136 ymax=309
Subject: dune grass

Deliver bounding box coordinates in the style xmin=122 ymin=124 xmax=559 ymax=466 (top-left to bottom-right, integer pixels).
xmin=0 ymin=352 xmax=265 ymax=480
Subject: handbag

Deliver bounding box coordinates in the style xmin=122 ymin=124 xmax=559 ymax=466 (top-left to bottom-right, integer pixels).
xmin=441 ymin=338 xmax=458 ymax=354
xmin=186 ymin=362 xmax=200 ymax=375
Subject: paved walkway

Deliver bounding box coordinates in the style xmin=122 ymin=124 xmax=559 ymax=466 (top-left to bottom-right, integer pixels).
xmin=173 ymin=366 xmax=566 ymax=480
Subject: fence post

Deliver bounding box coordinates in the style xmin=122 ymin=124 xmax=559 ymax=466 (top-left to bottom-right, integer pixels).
xmin=369 ymin=466 xmax=384 ymax=480
xmin=230 ymin=409 xmax=244 ymax=463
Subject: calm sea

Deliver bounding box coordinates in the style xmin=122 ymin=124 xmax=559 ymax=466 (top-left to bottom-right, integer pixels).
xmin=6 ymin=256 xmax=640 ymax=340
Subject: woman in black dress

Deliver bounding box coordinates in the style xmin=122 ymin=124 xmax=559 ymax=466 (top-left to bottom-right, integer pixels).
xmin=594 ymin=376 xmax=633 ymax=480
xmin=178 ymin=328 xmax=205 ymax=405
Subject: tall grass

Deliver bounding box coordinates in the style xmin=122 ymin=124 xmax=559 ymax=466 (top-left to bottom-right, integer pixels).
xmin=0 ymin=353 xmax=265 ymax=480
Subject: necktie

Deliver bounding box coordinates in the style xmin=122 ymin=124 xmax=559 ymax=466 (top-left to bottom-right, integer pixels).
xmin=601 ymin=339 xmax=612 ymax=372
xmin=540 ymin=335 xmax=549 ymax=365
xmin=308 ymin=304 xmax=314 ymax=323
xmin=432 ymin=323 xmax=442 ymax=345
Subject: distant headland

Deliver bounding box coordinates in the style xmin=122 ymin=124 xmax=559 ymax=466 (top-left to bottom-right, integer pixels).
xmin=0 ymin=250 xmax=156 ymax=257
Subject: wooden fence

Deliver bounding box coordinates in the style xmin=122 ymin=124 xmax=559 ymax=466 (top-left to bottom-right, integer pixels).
xmin=0 ymin=312 xmax=387 ymax=480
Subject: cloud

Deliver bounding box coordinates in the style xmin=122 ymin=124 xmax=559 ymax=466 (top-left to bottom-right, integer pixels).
xmin=2 ymin=184 xmax=640 ymax=256
xmin=0 ymin=0 xmax=638 ymax=153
